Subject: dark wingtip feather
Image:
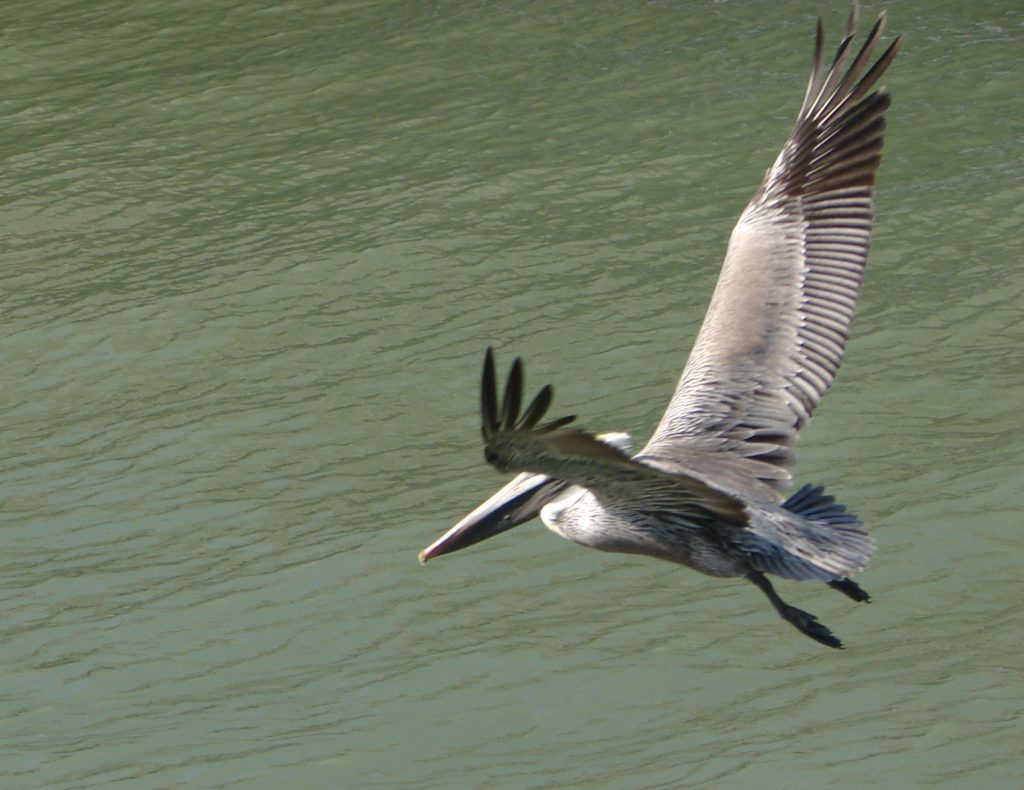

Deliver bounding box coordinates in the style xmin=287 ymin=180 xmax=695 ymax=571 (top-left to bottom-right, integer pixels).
xmin=502 ymin=358 xmax=524 ymax=430
xmin=846 ymin=1 xmax=859 ymax=39
xmin=481 ymin=348 xmax=499 ymax=440
xmin=539 ymin=414 xmax=577 ymax=432
xmin=520 ymin=384 xmax=553 ymax=430
xmin=848 ymin=34 xmax=902 ymax=106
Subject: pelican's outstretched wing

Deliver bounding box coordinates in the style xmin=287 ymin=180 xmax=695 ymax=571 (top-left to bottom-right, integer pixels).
xmin=481 ymin=349 xmax=746 ymax=524
xmin=642 ymin=8 xmax=902 ymax=493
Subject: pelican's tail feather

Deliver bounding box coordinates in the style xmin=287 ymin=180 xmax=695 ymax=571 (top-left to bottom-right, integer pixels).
xmin=739 ymin=483 xmax=873 ymax=582
xmin=782 ymin=483 xmax=860 ymax=524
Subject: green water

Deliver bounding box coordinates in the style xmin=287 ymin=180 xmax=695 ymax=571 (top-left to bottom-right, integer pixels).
xmin=2 ymin=1 xmax=1022 ymax=786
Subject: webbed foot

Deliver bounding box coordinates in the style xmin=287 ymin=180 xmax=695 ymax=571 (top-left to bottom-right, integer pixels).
xmin=746 ymin=570 xmax=845 ymax=649
xmin=828 ymin=578 xmax=871 ymax=603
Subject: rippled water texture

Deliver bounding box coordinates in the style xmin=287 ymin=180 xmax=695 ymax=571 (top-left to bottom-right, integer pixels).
xmin=2 ymin=1 xmax=1022 ymax=786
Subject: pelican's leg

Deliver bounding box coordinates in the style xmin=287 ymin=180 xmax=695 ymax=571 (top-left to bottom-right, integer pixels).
xmin=745 ymin=570 xmax=843 ymax=649
xmin=828 ymin=578 xmax=871 ymax=603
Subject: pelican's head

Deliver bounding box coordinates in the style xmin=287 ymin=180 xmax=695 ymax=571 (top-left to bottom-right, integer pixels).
xmin=418 ymin=432 xmax=633 ymax=563
xmin=418 ymin=472 xmax=567 ymax=563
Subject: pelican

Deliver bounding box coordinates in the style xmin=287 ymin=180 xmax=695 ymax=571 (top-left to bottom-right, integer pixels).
xmin=420 ymin=5 xmax=901 ymax=649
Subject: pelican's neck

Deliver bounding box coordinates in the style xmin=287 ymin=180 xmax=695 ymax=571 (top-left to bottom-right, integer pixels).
xmin=529 ymin=431 xmax=634 ymax=542
xmin=539 ymin=486 xmax=587 ymax=540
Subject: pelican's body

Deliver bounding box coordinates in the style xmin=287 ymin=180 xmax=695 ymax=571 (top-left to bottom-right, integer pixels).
xmin=420 ymin=5 xmax=901 ymax=648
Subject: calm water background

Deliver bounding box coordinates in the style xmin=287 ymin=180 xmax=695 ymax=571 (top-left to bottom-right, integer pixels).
xmin=2 ymin=1 xmax=1022 ymax=786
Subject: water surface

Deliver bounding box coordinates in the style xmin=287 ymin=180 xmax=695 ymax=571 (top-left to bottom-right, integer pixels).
xmin=1 ymin=1 xmax=1022 ymax=786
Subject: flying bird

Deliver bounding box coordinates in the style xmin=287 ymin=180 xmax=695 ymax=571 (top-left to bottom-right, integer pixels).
xmin=420 ymin=5 xmax=901 ymax=649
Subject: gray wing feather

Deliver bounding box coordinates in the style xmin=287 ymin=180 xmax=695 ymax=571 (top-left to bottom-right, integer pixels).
xmin=643 ymin=11 xmax=902 ymax=495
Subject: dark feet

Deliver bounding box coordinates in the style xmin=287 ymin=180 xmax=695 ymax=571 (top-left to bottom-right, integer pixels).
xmin=828 ymin=578 xmax=871 ymax=603
xmin=746 ymin=570 xmax=844 ymax=649
xmin=778 ymin=602 xmax=843 ymax=649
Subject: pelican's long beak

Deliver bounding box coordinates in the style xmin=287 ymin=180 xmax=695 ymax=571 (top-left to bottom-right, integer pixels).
xmin=418 ymin=472 xmax=567 ymax=563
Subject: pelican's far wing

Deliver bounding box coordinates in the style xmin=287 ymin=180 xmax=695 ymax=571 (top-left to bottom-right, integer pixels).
xmin=642 ymin=8 xmax=901 ymax=492
xmin=481 ymin=349 xmax=747 ymax=524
